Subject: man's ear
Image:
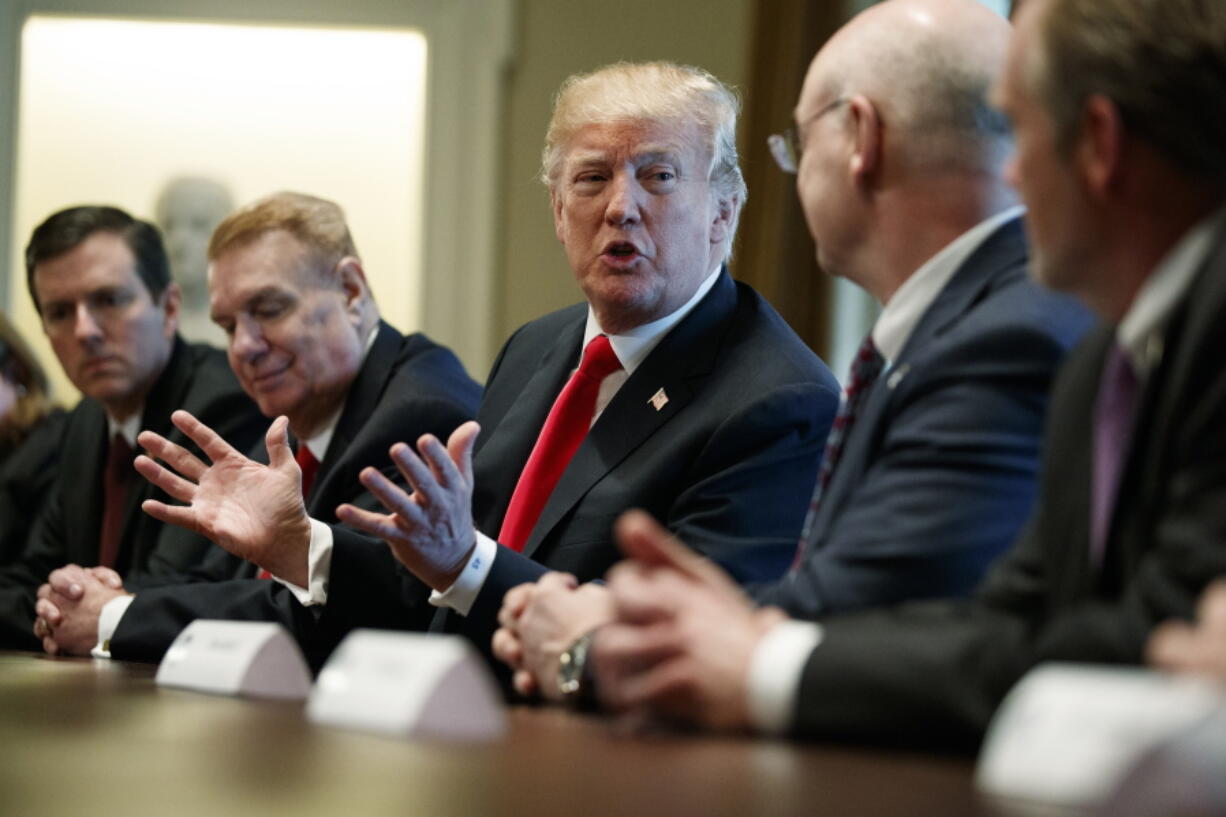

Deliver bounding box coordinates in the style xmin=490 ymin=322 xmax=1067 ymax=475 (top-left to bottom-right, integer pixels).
xmin=1076 ymin=94 xmax=1124 ymax=198
xmin=552 ymin=189 xmax=567 ymax=244
xmin=159 ymin=282 xmax=182 ymax=338
xmin=336 ymin=257 xmax=371 ymax=322
xmin=709 ymin=193 xmax=740 ymax=247
xmin=846 ymin=94 xmax=882 ymax=190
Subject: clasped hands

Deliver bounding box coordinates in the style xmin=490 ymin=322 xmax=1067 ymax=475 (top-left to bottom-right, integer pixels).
xmin=135 ymin=410 xmax=482 ymax=594
xmin=493 ymin=510 xmax=787 ymax=730
xmin=33 ymin=564 xmax=128 ymax=655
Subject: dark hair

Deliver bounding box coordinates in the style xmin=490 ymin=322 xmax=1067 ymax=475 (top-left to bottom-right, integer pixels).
xmin=24 ymin=205 xmax=171 ymax=312
xmin=1033 ymin=0 xmax=1226 ymax=182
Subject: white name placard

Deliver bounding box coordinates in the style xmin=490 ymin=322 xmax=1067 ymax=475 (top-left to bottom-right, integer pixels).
xmin=976 ymin=663 xmax=1224 ymax=811
xmin=307 ymin=629 xmax=507 ymax=742
xmin=155 ymin=619 xmax=313 ymax=700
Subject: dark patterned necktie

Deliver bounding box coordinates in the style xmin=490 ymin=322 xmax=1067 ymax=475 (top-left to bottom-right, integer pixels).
xmin=98 ymin=433 xmax=134 ymax=569
xmin=1090 ymin=343 xmax=1139 ymax=567
xmin=792 ymin=334 xmax=885 ymax=567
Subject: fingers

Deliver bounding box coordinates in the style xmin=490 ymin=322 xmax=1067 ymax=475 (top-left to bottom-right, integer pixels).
xmin=43 ymin=635 xmax=59 ymax=656
xmin=491 ymin=626 xmax=524 ymax=668
xmin=513 ymin=668 xmax=539 ymax=697
xmin=48 ymin=564 xmax=90 ymax=599
xmin=614 ymin=510 xmax=729 ymax=585
xmin=389 ymin=441 xmax=443 ymax=500
xmin=169 ymin=410 xmax=239 ymax=466
xmin=355 ymin=468 xmax=428 ymax=531
xmin=265 ymin=416 xmax=295 ymax=471
xmin=140 ymin=498 xmax=201 ymax=532
xmin=335 ymin=502 xmax=420 ymax=550
xmin=418 ymin=435 xmax=461 ymax=492
xmin=136 ymin=430 xmax=207 ymax=484
xmin=592 ymin=622 xmax=684 ymax=709
xmin=133 ymin=455 xmax=200 ymax=504
xmin=499 ymin=583 xmax=537 ymax=630
xmin=34 ymin=598 xmax=63 ymax=628
xmin=88 ymin=566 xmax=124 ymax=589
xmin=537 ymin=571 xmax=580 ymax=593
xmin=445 ymin=421 xmax=481 ymax=487
xmin=1198 ymin=579 xmax=1226 ymax=631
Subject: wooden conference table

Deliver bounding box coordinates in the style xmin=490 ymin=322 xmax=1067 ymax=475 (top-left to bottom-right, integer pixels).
xmin=0 ymin=651 xmax=987 ymax=817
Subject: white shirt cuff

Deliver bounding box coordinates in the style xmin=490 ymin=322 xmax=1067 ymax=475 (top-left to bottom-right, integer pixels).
xmin=91 ymin=593 xmax=136 ymax=658
xmin=428 ymin=530 xmax=497 ymax=617
xmin=272 ymin=517 xmax=333 ymax=607
xmin=747 ymin=619 xmax=823 ymax=735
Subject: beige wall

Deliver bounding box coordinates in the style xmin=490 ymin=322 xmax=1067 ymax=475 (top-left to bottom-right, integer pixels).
xmin=489 ymin=0 xmax=754 ymax=371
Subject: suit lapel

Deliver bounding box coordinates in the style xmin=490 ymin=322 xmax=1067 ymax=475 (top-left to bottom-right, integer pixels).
xmin=476 ymin=317 xmax=585 ymax=533
xmin=1107 ymin=223 xmax=1226 ymax=582
xmin=309 ymin=322 xmax=401 ymax=515
xmin=806 ymin=218 xmax=1028 ymax=541
xmin=519 ymin=273 xmax=734 ymax=558
xmin=117 ymin=337 xmax=193 ymax=571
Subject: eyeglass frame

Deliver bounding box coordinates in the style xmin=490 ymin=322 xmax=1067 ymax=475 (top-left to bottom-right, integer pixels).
xmin=767 ymin=97 xmax=849 ymax=175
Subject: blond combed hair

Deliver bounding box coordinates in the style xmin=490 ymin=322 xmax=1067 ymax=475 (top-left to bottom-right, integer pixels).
xmin=208 ymin=191 xmax=359 ymax=270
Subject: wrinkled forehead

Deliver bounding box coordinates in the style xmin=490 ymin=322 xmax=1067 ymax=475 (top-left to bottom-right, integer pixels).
xmin=560 ymin=117 xmax=711 ymax=170
xmin=208 ymin=230 xmax=321 ymax=301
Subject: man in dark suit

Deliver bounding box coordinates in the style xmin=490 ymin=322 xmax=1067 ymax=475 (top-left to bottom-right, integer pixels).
xmin=134 ymin=63 xmax=839 ymax=666
xmin=492 ymin=0 xmax=1090 ymax=701
xmin=0 ymin=205 xmax=266 ymax=650
xmin=592 ymin=0 xmax=1226 ymax=748
xmin=31 ymin=192 xmax=481 ymax=663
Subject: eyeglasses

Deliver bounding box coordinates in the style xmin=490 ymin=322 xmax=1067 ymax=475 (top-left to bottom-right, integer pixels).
xmin=767 ymin=97 xmax=848 ymax=174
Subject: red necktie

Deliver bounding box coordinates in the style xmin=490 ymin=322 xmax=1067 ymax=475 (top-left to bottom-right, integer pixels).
xmin=257 ymin=443 xmax=320 ymax=580
xmin=498 ymin=335 xmax=622 ymax=552
xmin=98 ymin=433 xmax=134 ymax=569
xmin=297 ymin=443 xmax=320 ymax=501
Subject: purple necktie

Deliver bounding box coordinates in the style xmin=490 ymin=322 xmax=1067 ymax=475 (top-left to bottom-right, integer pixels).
xmin=1091 ymin=343 xmax=1139 ymax=567
xmin=792 ymin=334 xmax=884 ymax=567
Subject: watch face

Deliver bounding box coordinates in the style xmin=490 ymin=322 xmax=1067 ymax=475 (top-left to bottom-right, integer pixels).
xmin=557 ymin=632 xmax=592 ymax=698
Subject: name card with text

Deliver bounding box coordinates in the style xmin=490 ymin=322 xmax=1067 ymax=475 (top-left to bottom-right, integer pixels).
xmin=155 ymin=619 xmax=313 ymax=700
xmin=307 ymin=629 xmax=506 ymax=742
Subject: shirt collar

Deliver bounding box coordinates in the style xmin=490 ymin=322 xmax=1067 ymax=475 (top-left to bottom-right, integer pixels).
xmin=301 ymin=324 xmax=380 ymax=461
xmin=582 ymin=265 xmax=722 ymax=375
xmin=872 ymin=205 xmax=1025 ymax=364
xmin=107 ymin=412 xmax=142 ymax=448
xmin=1117 ymin=204 xmax=1226 ymax=374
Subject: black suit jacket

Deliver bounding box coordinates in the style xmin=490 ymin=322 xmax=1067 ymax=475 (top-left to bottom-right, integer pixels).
xmin=326 ymin=272 xmax=840 ymax=651
xmin=790 ymin=222 xmax=1226 ymax=751
xmin=109 ymin=323 xmax=481 ymax=665
xmin=0 ymin=338 xmax=266 ymax=648
xmin=753 ymin=218 xmax=1093 ymax=618
xmin=0 ymin=410 xmax=68 ymax=565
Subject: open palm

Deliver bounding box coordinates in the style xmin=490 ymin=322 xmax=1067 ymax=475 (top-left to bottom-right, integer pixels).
xmin=136 ymin=410 xmax=312 ymax=583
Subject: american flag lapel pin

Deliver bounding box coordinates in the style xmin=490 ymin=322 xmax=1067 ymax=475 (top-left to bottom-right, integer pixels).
xmin=649 ymin=388 xmax=669 ymax=411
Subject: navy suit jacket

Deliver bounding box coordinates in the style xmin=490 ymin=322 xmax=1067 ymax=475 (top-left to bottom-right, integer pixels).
xmin=325 ymin=271 xmax=840 ymax=652
xmin=108 ymin=323 xmax=482 ymax=665
xmin=0 ymin=338 xmax=266 ymax=648
xmin=790 ymin=220 xmax=1226 ymax=751
xmin=754 ymin=217 xmax=1093 ymax=618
